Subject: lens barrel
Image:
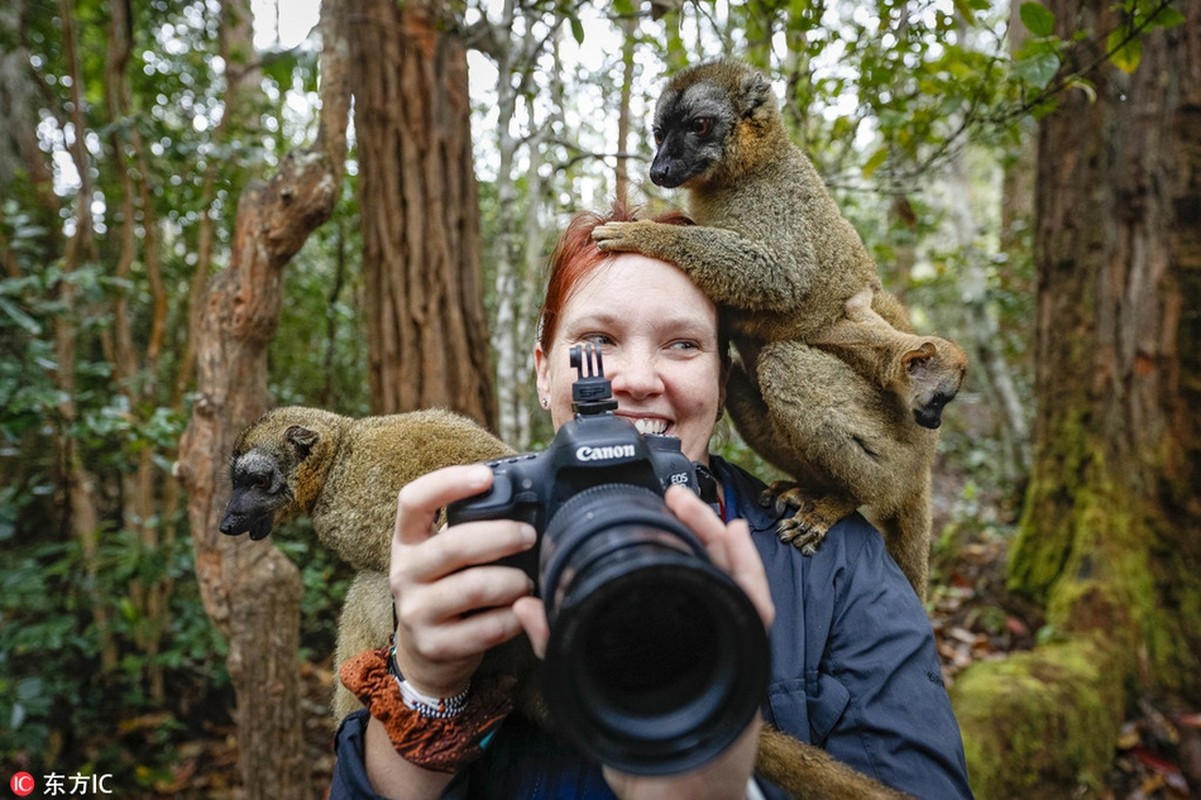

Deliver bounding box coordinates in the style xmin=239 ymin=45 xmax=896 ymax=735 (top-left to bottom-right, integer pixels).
xmin=538 ymin=485 xmax=770 ymax=775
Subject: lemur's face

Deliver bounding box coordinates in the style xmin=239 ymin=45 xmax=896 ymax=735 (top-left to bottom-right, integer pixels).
xmin=649 ymin=80 xmax=735 ymax=189
xmin=220 ymin=448 xmax=287 ymax=540
xmin=534 ymin=253 xmax=723 ymax=465
xmin=904 ymin=344 xmax=968 ymax=430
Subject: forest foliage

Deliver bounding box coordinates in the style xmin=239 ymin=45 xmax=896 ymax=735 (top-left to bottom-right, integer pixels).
xmin=0 ymin=0 xmax=1187 ymax=792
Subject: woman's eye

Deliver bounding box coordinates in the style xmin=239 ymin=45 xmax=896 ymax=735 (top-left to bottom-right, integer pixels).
xmin=669 ymin=340 xmax=699 ymax=352
xmin=581 ymin=333 xmax=614 ymax=347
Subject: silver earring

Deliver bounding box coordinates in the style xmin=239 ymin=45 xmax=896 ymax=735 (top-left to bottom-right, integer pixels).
xmin=540 ymin=396 xmax=549 ymax=409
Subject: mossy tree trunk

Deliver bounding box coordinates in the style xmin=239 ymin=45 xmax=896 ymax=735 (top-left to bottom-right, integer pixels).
xmin=949 ymin=2 xmax=1201 ymax=797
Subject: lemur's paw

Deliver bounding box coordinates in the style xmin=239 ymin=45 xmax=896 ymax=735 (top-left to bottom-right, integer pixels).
xmin=758 ymin=480 xmax=790 ymax=509
xmin=765 ymin=482 xmax=858 ymax=557
xmin=591 ymin=220 xmax=660 ymax=253
xmin=776 ymin=508 xmax=833 ymax=557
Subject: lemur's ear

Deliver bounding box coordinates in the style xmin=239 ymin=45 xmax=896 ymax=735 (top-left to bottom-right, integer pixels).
xmin=737 ymin=69 xmax=774 ymax=120
xmin=902 ymin=343 xmax=938 ymax=374
xmin=285 ymin=425 xmax=320 ymax=460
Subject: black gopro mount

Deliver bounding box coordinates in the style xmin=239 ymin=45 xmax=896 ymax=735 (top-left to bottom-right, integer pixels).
xmin=447 ymin=344 xmax=769 ymax=776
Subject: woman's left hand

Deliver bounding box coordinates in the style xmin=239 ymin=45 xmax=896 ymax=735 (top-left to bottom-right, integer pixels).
xmin=511 ymin=484 xmax=774 ymax=800
xmin=661 ymin=484 xmax=775 ymax=630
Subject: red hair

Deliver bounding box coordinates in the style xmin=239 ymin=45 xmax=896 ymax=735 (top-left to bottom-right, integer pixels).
xmin=537 ymin=203 xmax=696 ymax=353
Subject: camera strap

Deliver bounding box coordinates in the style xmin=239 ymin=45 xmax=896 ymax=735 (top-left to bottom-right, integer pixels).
xmin=695 ymin=462 xmax=726 ymax=520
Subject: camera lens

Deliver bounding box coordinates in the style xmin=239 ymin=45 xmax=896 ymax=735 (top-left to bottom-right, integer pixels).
xmin=538 ymin=485 xmax=769 ymax=776
xmin=582 ymin=581 xmax=713 ymax=712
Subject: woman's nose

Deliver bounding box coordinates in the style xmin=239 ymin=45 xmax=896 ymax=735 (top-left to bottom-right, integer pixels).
xmin=609 ymin=351 xmax=663 ymax=399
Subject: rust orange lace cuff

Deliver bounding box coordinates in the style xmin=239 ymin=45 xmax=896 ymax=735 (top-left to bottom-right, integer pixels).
xmin=339 ymin=645 xmax=515 ymax=773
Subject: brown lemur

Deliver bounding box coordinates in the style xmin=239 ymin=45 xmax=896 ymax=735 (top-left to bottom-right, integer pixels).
xmin=592 ymin=58 xmax=968 ymax=601
xmin=221 ymin=407 xmax=912 ymax=798
xmin=777 ymin=284 xmax=969 ymax=552
xmin=219 ymin=405 xmax=516 ymax=721
xmin=822 ymin=287 xmax=968 ymax=434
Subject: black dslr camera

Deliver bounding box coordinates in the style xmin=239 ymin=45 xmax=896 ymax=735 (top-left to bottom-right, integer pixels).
xmin=448 ymin=344 xmax=769 ymax=776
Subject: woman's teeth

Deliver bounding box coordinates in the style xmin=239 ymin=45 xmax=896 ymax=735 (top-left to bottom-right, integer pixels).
xmin=632 ymin=418 xmax=668 ymax=435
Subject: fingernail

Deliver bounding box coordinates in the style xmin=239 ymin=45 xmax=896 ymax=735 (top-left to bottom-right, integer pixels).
xmin=466 ymin=464 xmax=492 ymax=488
xmin=519 ymin=523 xmax=537 ymax=546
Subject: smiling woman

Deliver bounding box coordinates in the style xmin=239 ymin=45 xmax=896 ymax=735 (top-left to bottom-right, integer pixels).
xmin=328 ymin=203 xmax=974 ymax=800
xmin=534 ymin=205 xmax=730 ymax=464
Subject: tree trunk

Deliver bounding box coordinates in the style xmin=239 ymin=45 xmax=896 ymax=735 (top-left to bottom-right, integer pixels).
xmin=175 ymin=0 xmax=350 ymax=796
xmin=949 ymin=2 xmax=1201 ymax=796
xmin=104 ymin=0 xmax=174 ymax=702
xmin=350 ymin=0 xmax=496 ymax=427
xmin=174 ymin=0 xmax=265 ymax=408
xmin=53 ymin=0 xmax=115 ymax=672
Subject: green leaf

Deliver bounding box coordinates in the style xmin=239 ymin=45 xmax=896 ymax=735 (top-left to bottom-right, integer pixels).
xmin=570 ymin=17 xmax=585 ymax=45
xmin=1147 ymin=6 xmax=1187 ymax=29
xmin=1030 ymin=96 xmax=1060 ymax=119
xmin=1019 ymin=2 xmax=1056 ymax=37
xmin=1013 ymin=51 xmax=1061 ymax=89
xmin=1108 ymin=28 xmax=1143 ymax=73
xmin=1064 ymin=75 xmax=1097 ymax=104
xmin=862 ymin=146 xmax=889 ymax=179
xmin=0 ymin=297 xmax=41 ymax=335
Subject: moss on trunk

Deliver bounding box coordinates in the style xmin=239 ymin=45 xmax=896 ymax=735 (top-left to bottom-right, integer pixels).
xmin=954 ymin=446 xmax=1191 ymax=796
xmin=953 ymin=394 xmax=1201 ymax=800
xmin=950 ymin=638 xmax=1125 ymax=797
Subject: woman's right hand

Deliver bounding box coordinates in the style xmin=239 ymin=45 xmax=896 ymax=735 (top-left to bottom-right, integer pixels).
xmin=389 ymin=463 xmax=537 ymax=699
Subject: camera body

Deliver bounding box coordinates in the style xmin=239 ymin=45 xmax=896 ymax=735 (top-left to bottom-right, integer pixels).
xmin=447 ymin=345 xmax=769 ymax=776
xmin=446 ymin=346 xmax=698 ymax=586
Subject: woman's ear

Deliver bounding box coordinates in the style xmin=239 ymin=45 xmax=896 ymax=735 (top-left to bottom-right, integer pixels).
xmin=534 ymin=342 xmax=551 ymax=406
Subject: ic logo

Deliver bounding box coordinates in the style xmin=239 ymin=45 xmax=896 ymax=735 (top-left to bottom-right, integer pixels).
xmin=10 ymin=771 xmax=35 ymax=797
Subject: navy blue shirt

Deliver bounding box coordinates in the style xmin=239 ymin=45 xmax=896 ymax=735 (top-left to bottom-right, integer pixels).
xmin=330 ymin=456 xmax=973 ymax=799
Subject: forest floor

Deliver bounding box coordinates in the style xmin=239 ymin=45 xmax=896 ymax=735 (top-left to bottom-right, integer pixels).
xmin=140 ymin=472 xmax=1197 ymax=799
xmin=924 ymin=471 xmax=1199 ymax=800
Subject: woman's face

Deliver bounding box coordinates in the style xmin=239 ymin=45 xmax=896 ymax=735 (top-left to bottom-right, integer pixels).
xmin=535 ymin=252 xmax=723 ymax=464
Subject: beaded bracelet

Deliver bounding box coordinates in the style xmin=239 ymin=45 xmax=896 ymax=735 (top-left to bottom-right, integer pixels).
xmin=397 ymin=675 xmax=471 ymax=719
xmin=339 ymin=644 xmax=515 ymax=773
xmin=384 ymin=638 xmax=472 ymax=718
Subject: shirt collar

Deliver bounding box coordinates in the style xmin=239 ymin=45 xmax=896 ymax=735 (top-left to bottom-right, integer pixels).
xmin=704 ymin=454 xmax=785 ymax=534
